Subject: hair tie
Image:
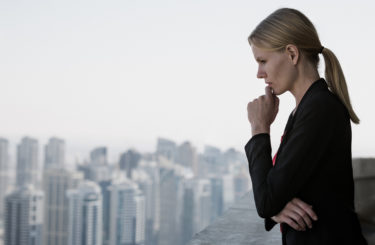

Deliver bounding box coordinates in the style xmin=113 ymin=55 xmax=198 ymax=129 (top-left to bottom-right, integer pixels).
xmin=319 ymin=46 xmax=324 ymax=54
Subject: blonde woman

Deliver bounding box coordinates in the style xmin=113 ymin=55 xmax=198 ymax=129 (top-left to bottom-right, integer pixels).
xmin=245 ymin=8 xmax=367 ymax=245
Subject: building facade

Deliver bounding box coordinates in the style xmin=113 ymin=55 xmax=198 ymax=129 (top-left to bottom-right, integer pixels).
xmin=43 ymin=168 xmax=83 ymax=245
xmin=44 ymin=137 xmax=65 ymax=169
xmin=4 ymin=186 xmax=44 ymax=245
xmin=66 ymin=181 xmax=102 ymax=245
xmin=16 ymin=137 xmax=39 ymax=187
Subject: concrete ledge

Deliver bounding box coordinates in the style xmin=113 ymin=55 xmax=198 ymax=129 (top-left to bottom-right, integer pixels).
xmin=187 ymin=191 xmax=281 ymax=245
xmin=188 ymin=190 xmax=375 ymax=245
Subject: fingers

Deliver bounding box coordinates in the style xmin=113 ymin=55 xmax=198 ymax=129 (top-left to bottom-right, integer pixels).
xmin=278 ymin=215 xmax=303 ymax=231
xmin=276 ymin=198 xmax=319 ymax=232
xmin=292 ymin=198 xmax=318 ymax=221
xmin=286 ymin=203 xmax=310 ymax=230
xmin=273 ymin=213 xmax=304 ymax=231
xmin=285 ymin=209 xmax=307 ymax=230
xmin=265 ymin=86 xmax=273 ymax=99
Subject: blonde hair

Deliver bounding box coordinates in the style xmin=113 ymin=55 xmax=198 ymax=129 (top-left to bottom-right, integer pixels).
xmin=249 ymin=8 xmax=359 ymax=124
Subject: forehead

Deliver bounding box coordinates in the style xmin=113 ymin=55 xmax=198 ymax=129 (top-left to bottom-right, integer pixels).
xmin=251 ymin=45 xmax=270 ymax=59
xmin=251 ymin=45 xmax=283 ymax=61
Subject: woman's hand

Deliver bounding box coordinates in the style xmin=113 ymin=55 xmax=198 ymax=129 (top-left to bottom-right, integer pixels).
xmin=247 ymin=86 xmax=279 ymax=136
xmin=271 ymin=198 xmax=318 ymax=231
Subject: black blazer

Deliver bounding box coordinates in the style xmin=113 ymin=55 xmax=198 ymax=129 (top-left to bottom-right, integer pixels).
xmin=244 ymin=78 xmax=367 ymax=245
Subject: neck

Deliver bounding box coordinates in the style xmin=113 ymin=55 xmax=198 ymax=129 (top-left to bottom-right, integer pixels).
xmin=290 ymin=63 xmax=320 ymax=109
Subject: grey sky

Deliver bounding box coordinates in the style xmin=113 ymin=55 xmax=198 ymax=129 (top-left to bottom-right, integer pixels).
xmin=1 ymin=0 xmax=374 ymax=163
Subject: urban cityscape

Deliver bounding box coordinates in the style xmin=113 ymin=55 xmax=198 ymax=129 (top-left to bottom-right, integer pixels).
xmin=0 ymin=136 xmax=250 ymax=245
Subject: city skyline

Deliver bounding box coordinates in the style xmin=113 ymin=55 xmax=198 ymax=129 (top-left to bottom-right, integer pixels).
xmin=0 ymin=133 xmax=250 ymax=245
xmin=0 ymin=136 xmax=243 ymax=170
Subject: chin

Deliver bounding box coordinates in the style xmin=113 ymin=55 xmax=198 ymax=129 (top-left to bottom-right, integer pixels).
xmin=270 ymin=88 xmax=278 ymax=95
xmin=272 ymin=86 xmax=288 ymax=95
xmin=273 ymin=89 xmax=284 ymax=96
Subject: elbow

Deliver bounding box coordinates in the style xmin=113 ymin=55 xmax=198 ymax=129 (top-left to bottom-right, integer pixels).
xmin=255 ymin=200 xmax=279 ymax=218
xmin=256 ymin=207 xmax=271 ymax=219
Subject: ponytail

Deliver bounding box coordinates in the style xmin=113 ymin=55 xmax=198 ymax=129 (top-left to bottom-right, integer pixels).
xmin=321 ymin=48 xmax=360 ymax=124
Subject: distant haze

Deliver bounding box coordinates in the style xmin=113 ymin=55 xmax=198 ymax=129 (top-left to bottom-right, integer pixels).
xmin=1 ymin=0 xmax=374 ymax=164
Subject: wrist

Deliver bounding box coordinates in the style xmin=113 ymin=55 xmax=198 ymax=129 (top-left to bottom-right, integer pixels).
xmin=251 ymin=125 xmax=270 ymax=136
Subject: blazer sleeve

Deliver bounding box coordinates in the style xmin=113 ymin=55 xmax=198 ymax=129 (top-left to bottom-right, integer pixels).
xmin=265 ymin=217 xmax=277 ymax=231
xmin=244 ymin=98 xmax=335 ymax=219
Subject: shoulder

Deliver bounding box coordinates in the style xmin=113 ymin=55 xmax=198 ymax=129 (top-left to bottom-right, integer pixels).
xmin=299 ymin=89 xmax=348 ymax=120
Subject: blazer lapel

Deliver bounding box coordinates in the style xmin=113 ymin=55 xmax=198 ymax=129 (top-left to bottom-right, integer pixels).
xmin=274 ymin=78 xmax=329 ymax=164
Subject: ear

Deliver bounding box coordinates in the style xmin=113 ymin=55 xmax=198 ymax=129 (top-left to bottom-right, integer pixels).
xmin=285 ymin=44 xmax=299 ymax=65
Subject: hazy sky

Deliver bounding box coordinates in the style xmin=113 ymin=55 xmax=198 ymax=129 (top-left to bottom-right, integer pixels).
xmin=1 ymin=0 xmax=375 ymax=163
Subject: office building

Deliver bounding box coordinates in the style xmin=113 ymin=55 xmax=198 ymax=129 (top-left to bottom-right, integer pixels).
xmin=108 ymin=179 xmax=145 ymax=245
xmin=44 ymin=137 xmax=65 ymax=169
xmin=4 ymin=186 xmax=44 ymax=245
xmin=16 ymin=137 xmax=39 ymax=187
xmin=0 ymin=138 xmax=10 ymax=220
xmin=43 ymin=168 xmax=83 ymax=245
xmin=66 ymin=181 xmax=102 ymax=245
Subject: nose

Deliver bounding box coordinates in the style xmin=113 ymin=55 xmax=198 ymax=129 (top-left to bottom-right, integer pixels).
xmin=257 ymin=65 xmax=266 ymax=79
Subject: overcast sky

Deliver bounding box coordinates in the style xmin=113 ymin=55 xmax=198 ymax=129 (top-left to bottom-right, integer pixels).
xmin=1 ymin=0 xmax=374 ymax=163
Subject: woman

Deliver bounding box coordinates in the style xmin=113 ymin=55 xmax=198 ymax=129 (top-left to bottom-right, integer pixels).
xmin=245 ymin=8 xmax=368 ymax=245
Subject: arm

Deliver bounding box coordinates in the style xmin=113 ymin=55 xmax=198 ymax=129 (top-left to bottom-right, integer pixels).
xmin=268 ymin=198 xmax=318 ymax=231
xmin=245 ymin=97 xmax=334 ymax=218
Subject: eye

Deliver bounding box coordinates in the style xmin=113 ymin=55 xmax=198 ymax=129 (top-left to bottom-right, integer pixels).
xmin=260 ymin=60 xmax=266 ymax=64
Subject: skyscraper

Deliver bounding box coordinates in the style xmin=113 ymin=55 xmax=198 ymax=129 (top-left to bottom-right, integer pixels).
xmin=222 ymin=174 xmax=235 ymax=211
xmin=158 ymin=159 xmax=188 ymax=245
xmin=108 ymin=179 xmax=145 ymax=245
xmin=193 ymin=178 xmax=211 ymax=233
xmin=176 ymin=141 xmax=198 ymax=173
xmin=90 ymin=147 xmax=107 ymax=166
xmin=77 ymin=146 xmax=112 ymax=182
xmin=44 ymin=137 xmax=65 ymax=169
xmin=98 ymin=179 xmax=113 ymax=245
xmin=233 ymin=171 xmax=250 ymax=203
xmin=66 ymin=181 xmax=102 ymax=245
xmin=0 ymin=138 xmax=10 ymax=220
xmin=43 ymin=168 xmax=83 ymax=245
xmin=16 ymin=137 xmax=39 ymax=187
xmin=119 ymin=149 xmax=141 ymax=178
xmin=203 ymin=145 xmax=225 ymax=174
xmin=4 ymin=186 xmax=44 ymax=245
xmin=156 ymin=138 xmax=177 ymax=162
xmin=137 ymin=162 xmax=160 ymax=245
xmin=209 ymin=175 xmax=224 ymax=222
xmin=181 ymin=179 xmax=194 ymax=245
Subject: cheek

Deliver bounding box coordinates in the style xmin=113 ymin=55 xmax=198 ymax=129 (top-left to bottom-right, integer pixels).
xmin=276 ymin=60 xmax=294 ymax=82
xmin=271 ymin=59 xmax=296 ymax=93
